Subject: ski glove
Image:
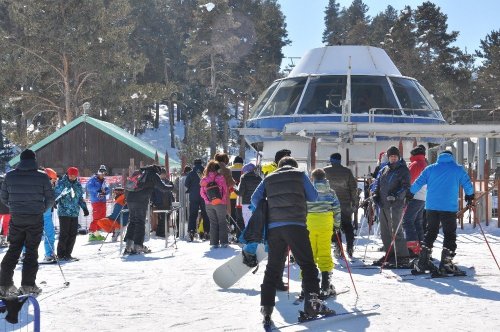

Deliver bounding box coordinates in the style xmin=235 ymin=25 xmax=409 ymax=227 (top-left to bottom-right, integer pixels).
xmin=242 ymin=243 xmax=259 ymax=267
xmin=406 ymin=192 xmax=414 ymax=201
xmin=464 ymin=194 xmax=475 ymax=207
xmin=83 ymin=207 xmax=90 ymax=216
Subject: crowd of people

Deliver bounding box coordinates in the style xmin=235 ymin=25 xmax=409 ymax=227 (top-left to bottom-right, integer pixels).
xmin=0 ymin=145 xmax=475 ymax=324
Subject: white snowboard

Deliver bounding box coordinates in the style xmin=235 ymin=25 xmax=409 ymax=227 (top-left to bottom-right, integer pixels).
xmin=213 ymin=243 xmax=268 ymax=289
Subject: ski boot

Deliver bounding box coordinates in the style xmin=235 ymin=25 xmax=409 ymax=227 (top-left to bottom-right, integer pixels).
xmin=301 ymin=292 xmax=335 ymax=321
xmin=319 ymin=272 xmax=336 ymax=299
xmin=111 ymin=230 xmax=120 ymax=242
xmin=438 ymin=248 xmax=466 ymax=276
xmin=0 ymin=284 xmax=18 ymax=297
xmin=333 ymin=242 xmax=342 ymax=259
xmin=19 ymin=284 xmax=42 ymax=296
xmin=123 ymin=240 xmax=135 ymax=255
xmin=412 ymin=244 xmax=438 ymax=274
xmin=43 ymin=255 xmax=56 ymax=263
xmin=261 ymin=305 xmax=274 ymax=328
xmin=133 ymin=244 xmax=152 ymax=254
xmin=347 ymin=245 xmax=354 ymax=259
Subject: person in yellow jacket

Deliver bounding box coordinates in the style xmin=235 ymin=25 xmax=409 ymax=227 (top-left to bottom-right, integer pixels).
xmin=306 ymin=168 xmax=341 ymax=299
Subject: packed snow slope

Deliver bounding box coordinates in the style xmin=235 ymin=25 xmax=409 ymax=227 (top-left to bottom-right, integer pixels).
xmin=1 ymin=221 xmax=499 ymax=331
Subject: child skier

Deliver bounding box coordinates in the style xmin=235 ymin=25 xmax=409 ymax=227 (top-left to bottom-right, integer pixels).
xmin=96 ymin=187 xmax=129 ymax=241
xmin=306 ymin=168 xmax=341 ymax=299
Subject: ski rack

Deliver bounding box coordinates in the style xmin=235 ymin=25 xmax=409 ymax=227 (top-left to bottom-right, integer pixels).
xmin=0 ymin=294 xmax=40 ymax=332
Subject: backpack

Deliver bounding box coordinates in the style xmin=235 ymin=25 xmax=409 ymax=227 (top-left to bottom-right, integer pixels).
xmin=206 ymin=180 xmax=222 ymax=201
xmin=125 ymin=170 xmax=147 ymax=192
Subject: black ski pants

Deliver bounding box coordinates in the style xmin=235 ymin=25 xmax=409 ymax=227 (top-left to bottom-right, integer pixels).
xmin=261 ymin=225 xmax=319 ymax=307
xmin=424 ymin=210 xmax=457 ymax=252
xmin=188 ymin=198 xmax=210 ymax=234
xmin=0 ymin=214 xmax=43 ymax=287
xmin=57 ymin=216 xmax=79 ymax=258
xmin=124 ymin=201 xmax=148 ymax=245
xmin=334 ymin=209 xmax=355 ymax=249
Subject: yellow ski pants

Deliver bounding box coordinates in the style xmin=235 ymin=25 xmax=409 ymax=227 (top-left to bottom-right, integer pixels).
xmin=306 ymin=212 xmax=334 ymax=272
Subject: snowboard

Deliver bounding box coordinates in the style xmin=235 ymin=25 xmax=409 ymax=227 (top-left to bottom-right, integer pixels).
xmin=213 ymin=243 xmax=267 ymax=289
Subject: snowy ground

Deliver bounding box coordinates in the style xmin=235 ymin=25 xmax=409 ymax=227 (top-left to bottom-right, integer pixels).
xmin=1 ymin=218 xmax=499 ymax=332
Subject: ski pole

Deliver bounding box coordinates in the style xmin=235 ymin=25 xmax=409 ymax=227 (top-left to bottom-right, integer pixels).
xmin=380 ymin=205 xmax=407 ymax=273
xmin=471 ymin=206 xmax=500 ymax=271
xmin=287 ymin=246 xmax=290 ymax=300
xmin=43 ymin=233 xmax=70 ymax=287
xmin=336 ymin=232 xmax=359 ymax=298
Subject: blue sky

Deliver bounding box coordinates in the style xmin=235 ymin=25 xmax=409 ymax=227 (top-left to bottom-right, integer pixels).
xmin=278 ymin=0 xmax=500 ymax=67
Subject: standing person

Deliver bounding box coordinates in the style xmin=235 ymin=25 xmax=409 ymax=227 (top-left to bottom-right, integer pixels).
xmin=55 ymin=167 xmax=89 ymax=261
xmin=237 ymin=163 xmax=262 ymax=227
xmin=402 ymin=146 xmax=428 ymax=257
xmin=200 ymin=161 xmax=228 ymax=248
xmin=410 ymin=150 xmax=474 ymax=275
xmin=173 ymin=166 xmax=191 ymax=202
xmin=229 ymin=156 xmax=244 ymax=237
xmin=0 ymin=176 xmax=10 ymax=248
xmin=151 ymin=167 xmax=174 ymax=237
xmin=0 ymin=149 xmax=55 ymax=296
xmin=372 ymin=146 xmax=411 ymax=267
xmin=86 ymin=165 xmax=110 ymax=241
xmin=41 ymin=168 xmax=58 ymax=262
xmin=323 ymin=153 xmax=358 ymax=258
xmin=124 ymin=165 xmax=173 ymax=254
xmin=251 ymin=157 xmax=332 ymax=325
xmin=184 ymin=159 xmax=210 ymax=241
xmin=306 ymin=169 xmax=341 ymax=299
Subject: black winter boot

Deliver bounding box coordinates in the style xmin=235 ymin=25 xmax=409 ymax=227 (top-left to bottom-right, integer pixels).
xmin=320 ymin=272 xmax=335 ymax=299
xmin=261 ymin=305 xmax=273 ymax=326
xmin=439 ymin=248 xmax=465 ymax=275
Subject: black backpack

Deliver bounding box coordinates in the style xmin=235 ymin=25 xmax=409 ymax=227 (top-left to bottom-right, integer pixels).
xmin=206 ymin=181 xmax=222 ymax=201
xmin=125 ymin=170 xmax=147 ymax=192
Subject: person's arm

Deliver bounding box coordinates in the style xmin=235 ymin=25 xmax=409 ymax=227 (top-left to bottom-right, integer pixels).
xmin=348 ymin=171 xmax=358 ymax=205
xmin=302 ymin=173 xmax=318 ymax=202
xmin=43 ymin=177 xmax=55 ymax=210
xmin=153 ymin=173 xmax=173 ymax=192
xmin=410 ymin=166 xmax=429 ymax=194
xmin=396 ymin=167 xmax=411 ymax=199
xmin=250 ymin=180 xmax=265 ymax=207
xmin=0 ymin=179 xmax=9 ymax=206
xmin=460 ymin=167 xmax=474 ymax=196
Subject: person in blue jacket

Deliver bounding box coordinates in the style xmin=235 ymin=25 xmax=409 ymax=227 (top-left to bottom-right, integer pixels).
xmin=86 ymin=165 xmax=110 ymax=241
xmin=251 ymin=156 xmax=332 ymax=325
xmin=409 ymin=150 xmax=474 ymax=275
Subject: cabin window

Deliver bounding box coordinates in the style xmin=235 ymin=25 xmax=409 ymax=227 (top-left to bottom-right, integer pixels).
xmin=258 ymin=77 xmax=308 ymax=117
xmin=297 ymin=76 xmax=346 ymax=115
xmin=390 ymin=77 xmax=431 ymax=111
xmin=351 ymin=76 xmax=399 ymax=114
xmin=249 ymin=81 xmax=279 ymax=118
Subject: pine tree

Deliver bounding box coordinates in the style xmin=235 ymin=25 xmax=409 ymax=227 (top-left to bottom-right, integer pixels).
xmin=475 ymin=30 xmax=500 ymax=109
xmin=323 ymin=0 xmax=343 ymax=45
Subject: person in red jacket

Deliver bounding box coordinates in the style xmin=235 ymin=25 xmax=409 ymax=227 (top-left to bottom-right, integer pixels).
xmin=402 ymin=146 xmax=428 ymax=257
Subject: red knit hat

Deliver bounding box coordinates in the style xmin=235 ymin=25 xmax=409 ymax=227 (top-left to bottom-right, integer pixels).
xmin=67 ymin=167 xmax=79 ymax=177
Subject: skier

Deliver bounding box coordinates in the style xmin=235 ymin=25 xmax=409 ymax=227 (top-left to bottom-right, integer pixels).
xmin=41 ymin=167 xmax=58 ymax=262
xmin=0 ymin=149 xmax=55 ymax=296
xmin=85 ymin=165 xmax=110 ymax=241
xmin=306 ymin=168 xmax=341 ymax=299
xmin=200 ymin=160 xmax=228 ymax=248
xmin=55 ymin=167 xmax=89 ymax=261
xmin=185 ymin=159 xmax=210 ymax=241
xmin=236 ymin=163 xmax=262 ymax=227
xmin=371 ymin=146 xmax=411 ymax=267
xmin=402 ymin=146 xmax=428 ymax=257
xmin=323 ymin=153 xmax=358 ymax=258
xmin=410 ymin=150 xmax=474 ymax=275
xmin=251 ymin=156 xmax=332 ymax=325
xmin=96 ymin=187 xmax=129 ymax=241
xmin=124 ymin=165 xmax=173 ymax=254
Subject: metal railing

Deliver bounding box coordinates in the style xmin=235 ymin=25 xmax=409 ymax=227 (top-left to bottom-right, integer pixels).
xmin=0 ymin=295 xmax=40 ymax=332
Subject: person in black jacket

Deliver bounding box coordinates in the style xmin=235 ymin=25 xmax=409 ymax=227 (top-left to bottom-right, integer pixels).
xmin=151 ymin=167 xmax=174 ymax=238
xmin=0 ymin=149 xmax=55 ymax=296
xmin=237 ymin=163 xmax=262 ymax=227
xmin=124 ymin=165 xmax=173 ymax=254
xmin=0 ymin=176 xmax=10 ymax=248
xmin=184 ymin=159 xmax=210 ymax=241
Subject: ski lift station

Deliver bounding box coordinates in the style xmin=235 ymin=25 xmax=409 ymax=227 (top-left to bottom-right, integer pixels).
xmin=240 ymin=46 xmax=500 ymax=178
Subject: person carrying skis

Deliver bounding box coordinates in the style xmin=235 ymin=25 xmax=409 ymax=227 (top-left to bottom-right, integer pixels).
xmin=85 ymin=165 xmax=110 ymax=241
xmin=251 ymin=156 xmax=332 ymax=325
xmin=55 ymin=167 xmax=89 ymax=261
xmin=184 ymin=159 xmax=210 ymax=241
xmin=96 ymin=187 xmax=129 ymax=241
xmin=402 ymin=146 xmax=428 ymax=257
xmin=410 ymin=150 xmax=474 ymax=275
xmin=41 ymin=167 xmax=58 ymax=262
xmin=306 ymin=168 xmax=341 ymax=299
xmin=123 ymin=165 xmax=173 ymax=254
xmin=200 ymin=160 xmax=228 ymax=248
xmin=323 ymin=153 xmax=358 ymax=258
xmin=371 ymin=146 xmax=411 ymax=267
xmin=0 ymin=149 xmax=55 ymax=296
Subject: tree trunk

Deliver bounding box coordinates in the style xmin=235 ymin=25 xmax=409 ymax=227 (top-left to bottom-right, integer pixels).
xmin=209 ymin=53 xmax=217 ymax=157
xmin=62 ymin=53 xmax=73 ymax=123
xmin=239 ymin=95 xmax=249 ymax=158
xmin=169 ymin=100 xmax=175 ymax=148
xmin=154 ymin=102 xmax=160 ymax=129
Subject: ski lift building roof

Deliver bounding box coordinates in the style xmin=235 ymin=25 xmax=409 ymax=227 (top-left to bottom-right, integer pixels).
xmin=8 ymin=115 xmax=179 ymax=176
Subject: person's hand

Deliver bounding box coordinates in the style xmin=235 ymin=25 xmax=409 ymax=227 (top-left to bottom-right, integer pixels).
xmin=386 ymin=195 xmax=396 ymax=202
xmin=406 ymin=192 xmax=414 ymax=201
xmin=464 ymin=194 xmax=474 ymax=207
xmin=249 ymin=204 xmax=256 ymax=212
xmin=83 ymin=207 xmax=90 ymax=216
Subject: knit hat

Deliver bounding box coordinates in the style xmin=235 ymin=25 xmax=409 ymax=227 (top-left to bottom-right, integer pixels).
xmin=386 ymin=146 xmax=400 ymax=158
xmin=233 ymin=156 xmax=244 ymax=164
xmin=67 ymin=167 xmax=79 ymax=177
xmin=97 ymin=165 xmax=107 ymax=175
xmin=410 ymin=146 xmax=426 ymax=156
xmin=20 ymin=149 xmax=36 ymax=160
xmin=44 ymin=168 xmax=57 ymax=180
xmin=330 ymin=153 xmax=341 ymax=161
xmin=274 ymin=149 xmax=291 ymax=164
xmin=242 ymin=163 xmax=256 ymax=174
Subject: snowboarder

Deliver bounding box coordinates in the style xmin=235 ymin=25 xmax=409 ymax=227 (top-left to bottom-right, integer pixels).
xmin=55 ymin=167 xmax=89 ymax=261
xmin=371 ymin=146 xmax=411 ymax=267
xmin=251 ymin=156 xmax=332 ymax=325
xmin=123 ymin=165 xmax=173 ymax=254
xmin=402 ymin=146 xmax=428 ymax=257
xmin=409 ymin=150 xmax=474 ymax=275
xmin=85 ymin=165 xmax=110 ymax=241
xmin=184 ymin=159 xmax=210 ymax=241
xmin=306 ymin=168 xmax=341 ymax=299
xmin=323 ymin=153 xmax=358 ymax=258
xmin=0 ymin=149 xmax=55 ymax=296
xmin=200 ymin=160 xmax=228 ymax=248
